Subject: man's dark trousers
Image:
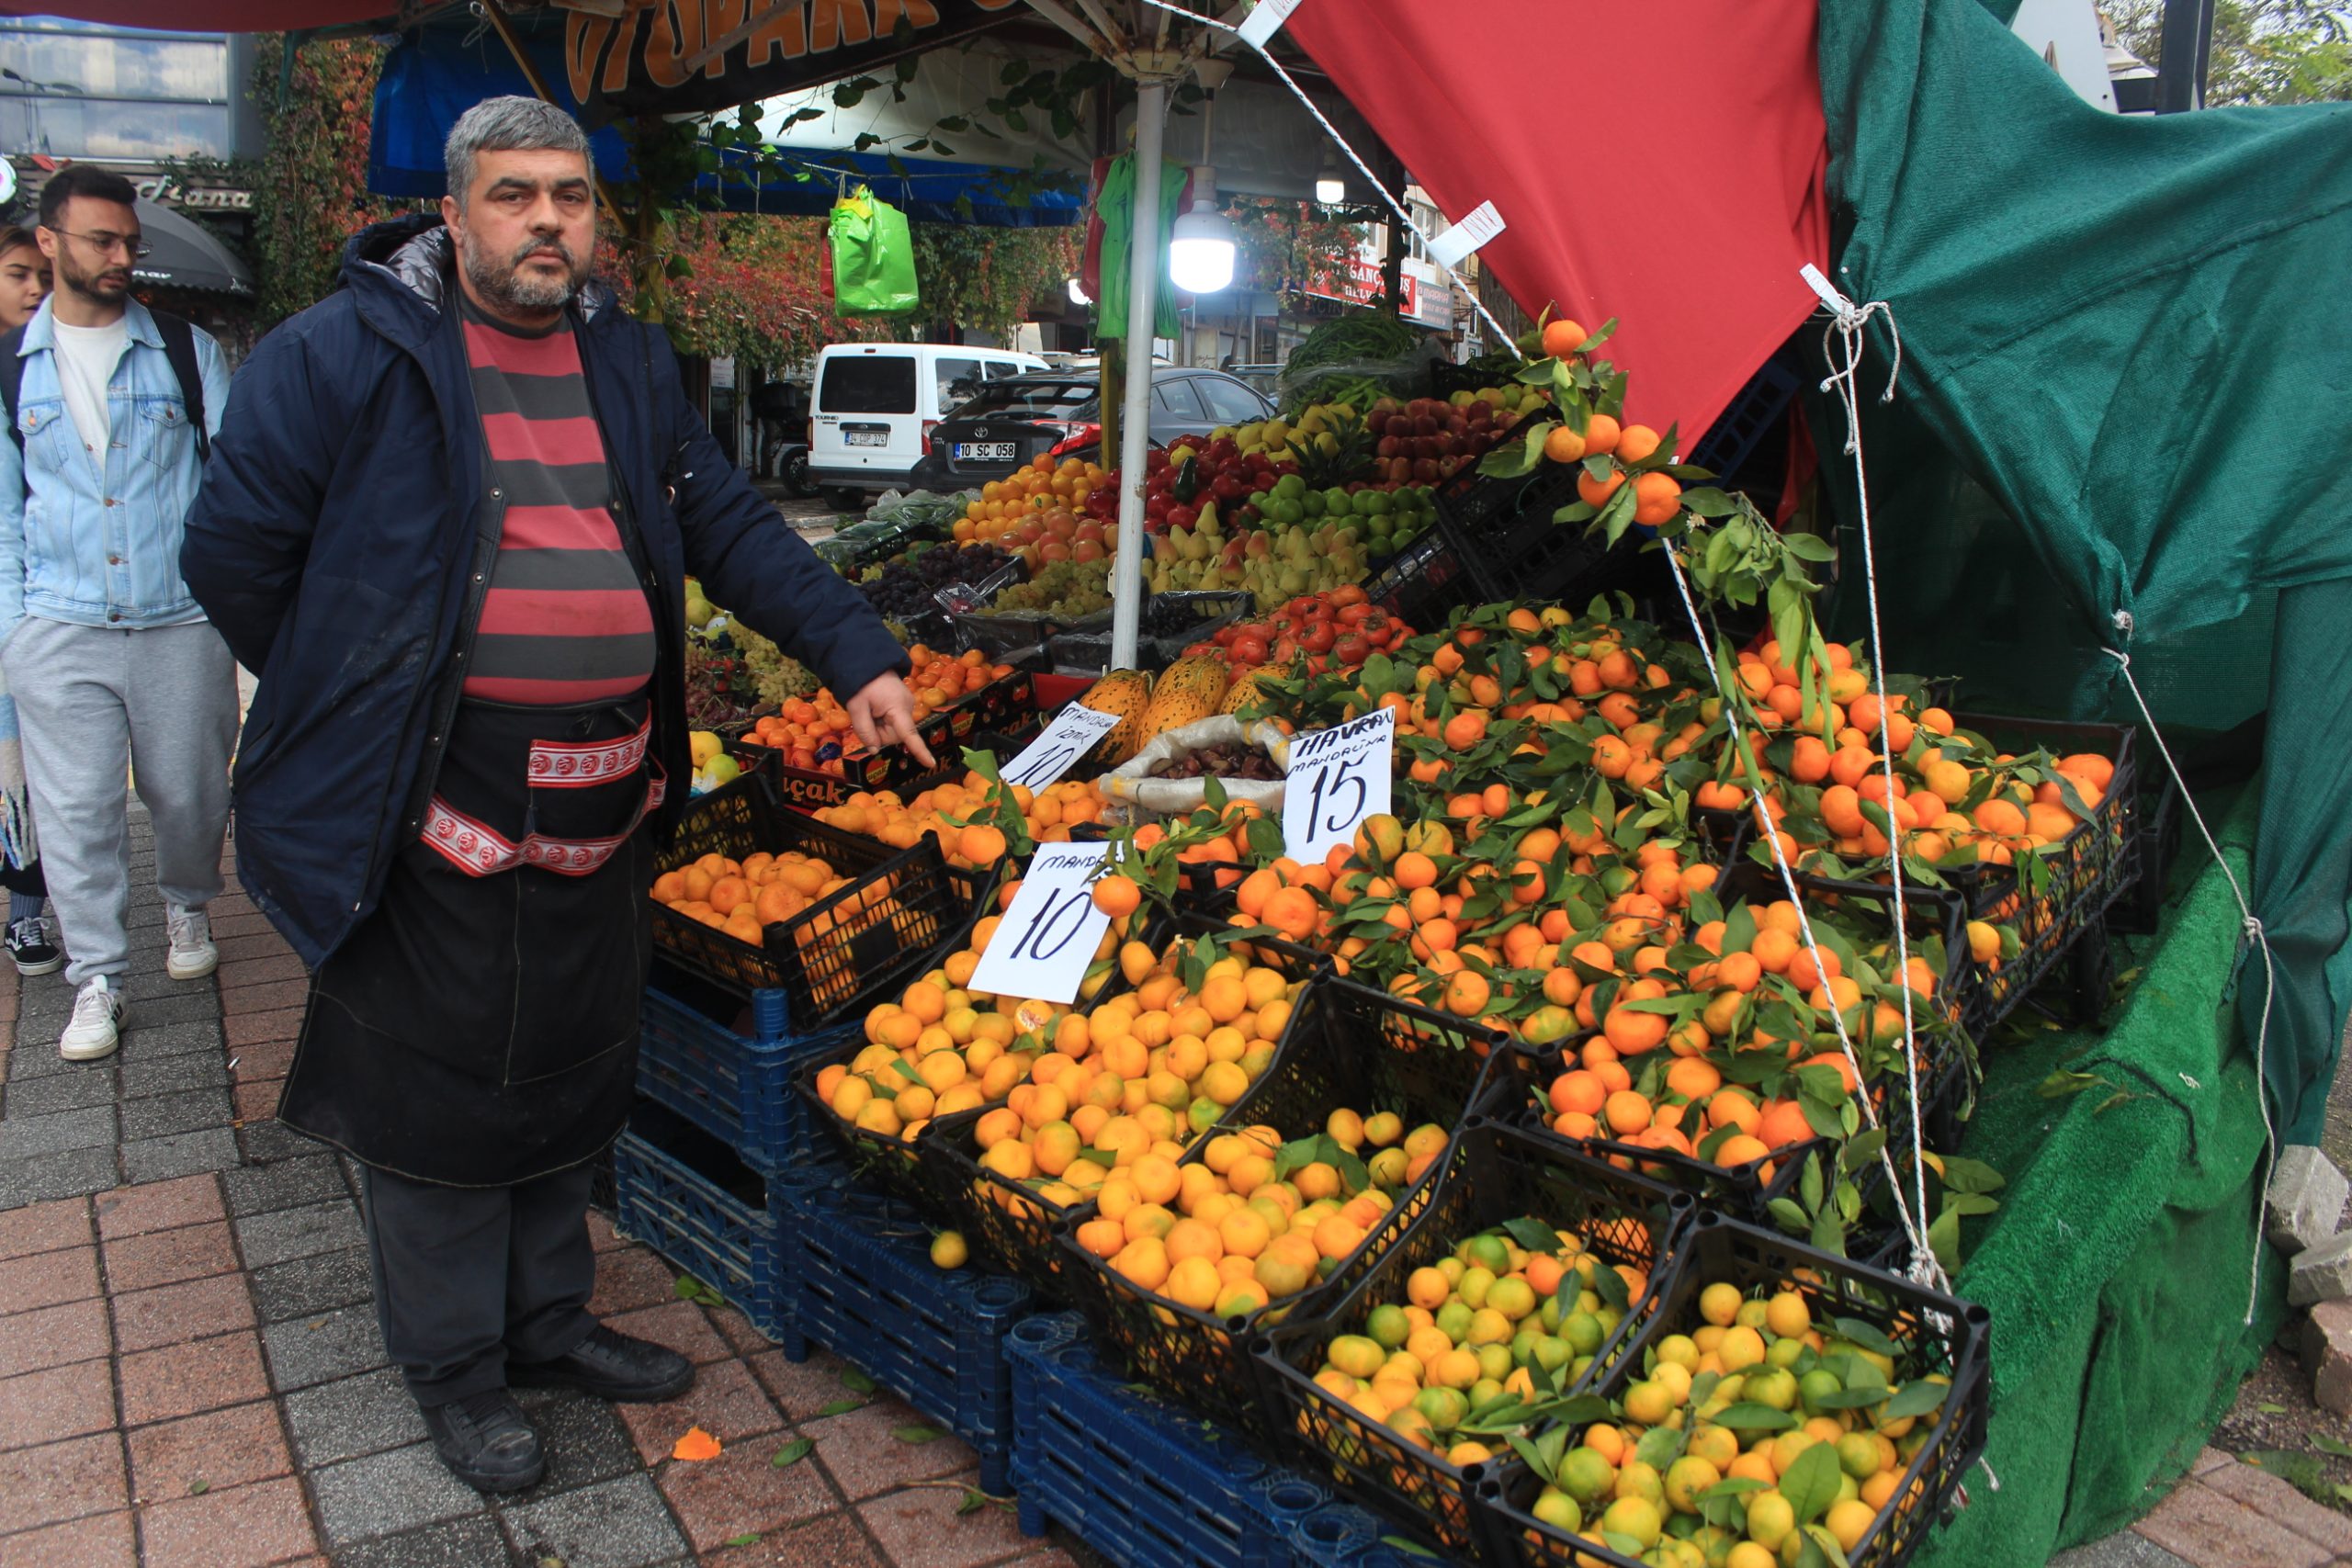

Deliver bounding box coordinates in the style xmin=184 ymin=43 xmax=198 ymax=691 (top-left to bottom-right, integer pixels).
xmin=360 ymin=1163 xmax=599 ymax=1406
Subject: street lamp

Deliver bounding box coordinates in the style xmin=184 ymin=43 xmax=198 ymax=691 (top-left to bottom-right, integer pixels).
xmin=1315 ymin=150 xmax=1344 ymax=206
xmin=1168 ymin=166 xmax=1235 ymax=294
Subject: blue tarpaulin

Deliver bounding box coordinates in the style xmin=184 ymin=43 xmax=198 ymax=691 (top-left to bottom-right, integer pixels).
xmin=368 ymin=20 xmax=1081 ymax=227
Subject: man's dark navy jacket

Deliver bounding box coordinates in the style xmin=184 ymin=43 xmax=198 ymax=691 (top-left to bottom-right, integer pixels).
xmin=182 ymin=214 xmax=905 ymax=966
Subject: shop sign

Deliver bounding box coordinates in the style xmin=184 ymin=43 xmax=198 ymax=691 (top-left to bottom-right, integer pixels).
xmin=565 ymin=0 xmax=1022 ymax=120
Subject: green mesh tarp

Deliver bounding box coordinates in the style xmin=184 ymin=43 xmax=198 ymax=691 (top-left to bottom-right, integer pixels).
xmin=1807 ymin=0 xmax=2352 ymax=1557
xmin=1813 ymin=0 xmax=2352 ymax=1143
xmin=1920 ymin=790 xmax=2282 ymax=1568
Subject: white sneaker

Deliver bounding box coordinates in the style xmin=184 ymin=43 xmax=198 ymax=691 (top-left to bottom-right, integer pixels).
xmin=60 ymin=976 xmax=122 ymax=1062
xmin=165 ymin=903 xmax=219 ymax=981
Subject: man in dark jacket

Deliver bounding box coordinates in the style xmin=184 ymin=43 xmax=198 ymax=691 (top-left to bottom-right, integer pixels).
xmin=181 ymin=97 xmax=931 ymax=1494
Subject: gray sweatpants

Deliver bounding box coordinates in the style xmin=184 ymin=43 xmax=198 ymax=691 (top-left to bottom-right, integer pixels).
xmin=0 ymin=618 xmax=239 ymax=987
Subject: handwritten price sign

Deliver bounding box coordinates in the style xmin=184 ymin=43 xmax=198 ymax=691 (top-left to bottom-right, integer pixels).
xmin=999 ymin=705 xmax=1123 ymax=792
xmin=1282 ymin=708 xmax=1396 ymax=863
xmin=967 ymin=840 xmax=1116 ymax=1004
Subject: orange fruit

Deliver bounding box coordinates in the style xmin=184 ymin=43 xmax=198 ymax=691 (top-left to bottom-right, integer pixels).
xmin=1615 ymin=423 xmax=1662 ymax=464
xmin=1540 ymin=317 xmax=1589 ymax=358
xmin=1580 ymin=413 xmax=1622 ymax=457
xmin=1544 ymin=424 xmax=1589 ymax=464
xmin=1091 ymin=875 xmax=1142 ymax=918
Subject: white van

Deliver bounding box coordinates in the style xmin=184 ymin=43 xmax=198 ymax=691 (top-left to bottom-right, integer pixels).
xmin=808 ymin=343 xmax=1049 ymax=504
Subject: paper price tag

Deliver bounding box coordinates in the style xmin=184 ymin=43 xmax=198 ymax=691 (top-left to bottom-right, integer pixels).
xmin=1238 ymin=0 xmax=1305 ymax=49
xmin=1282 ymin=708 xmax=1396 ymax=863
xmin=968 ymin=840 xmax=1116 ymax=1005
xmin=999 ymin=704 xmax=1123 ymax=792
xmin=1427 ymin=200 xmax=1506 ymax=270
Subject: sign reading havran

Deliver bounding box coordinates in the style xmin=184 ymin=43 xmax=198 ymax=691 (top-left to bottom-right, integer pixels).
xmin=564 ymin=0 xmax=1022 ymax=119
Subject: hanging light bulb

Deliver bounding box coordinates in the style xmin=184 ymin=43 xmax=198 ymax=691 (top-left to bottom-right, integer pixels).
xmin=1168 ymin=165 xmax=1236 ymax=294
xmin=1068 ymin=276 xmax=1091 ymax=306
xmin=1315 ymin=150 xmax=1344 ymax=206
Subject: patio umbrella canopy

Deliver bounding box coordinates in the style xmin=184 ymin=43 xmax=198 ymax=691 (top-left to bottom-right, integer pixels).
xmin=131 ymin=198 xmax=254 ymax=300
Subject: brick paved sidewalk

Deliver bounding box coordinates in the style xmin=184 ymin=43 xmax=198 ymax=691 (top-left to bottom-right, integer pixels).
xmin=0 ymin=808 xmax=1086 ymax=1568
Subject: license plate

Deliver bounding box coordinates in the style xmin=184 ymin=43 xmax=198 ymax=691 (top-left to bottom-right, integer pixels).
xmin=845 ymin=431 xmax=888 ymax=447
xmin=956 ymin=442 xmax=1018 ymax=462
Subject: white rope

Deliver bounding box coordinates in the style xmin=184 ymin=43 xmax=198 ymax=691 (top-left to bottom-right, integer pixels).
xmin=1664 ymin=544 xmax=1949 ymax=1292
xmin=1126 ymin=0 xmax=1528 ymax=355
xmin=1810 ymin=278 xmax=1941 ymax=1295
xmin=2102 ymin=635 xmax=2278 ymax=1326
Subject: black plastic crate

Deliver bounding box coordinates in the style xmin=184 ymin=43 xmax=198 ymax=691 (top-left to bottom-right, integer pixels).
xmin=1050 ymin=591 xmax=1256 ymax=673
xmin=1362 ymin=528 xmax=1476 ymax=626
xmin=1474 ymin=1212 xmax=1990 ymax=1568
xmin=650 ymin=773 xmax=964 ymax=1018
xmin=2115 ymin=768 xmax=2182 ymax=937
xmin=927 ymin=912 xmax=1335 ymax=1302
xmin=1255 ymin=1120 xmax=1690 ymax=1560
xmin=1052 ymin=976 xmax=1508 ymax=1429
xmin=1431 ymin=463 xmax=1667 ymax=610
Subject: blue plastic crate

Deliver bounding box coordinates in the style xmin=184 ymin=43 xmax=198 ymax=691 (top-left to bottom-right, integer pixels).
xmin=637 ymin=966 xmax=861 ymax=1175
xmin=1005 ymin=1314 xmax=1330 ymax=1568
xmin=1685 ymin=357 xmax=1800 ymax=480
xmin=772 ymin=1161 xmax=1032 ymax=1495
xmin=610 ymin=1101 xmax=787 ymax=1342
xmin=1288 ymin=1502 xmax=1442 ymax=1567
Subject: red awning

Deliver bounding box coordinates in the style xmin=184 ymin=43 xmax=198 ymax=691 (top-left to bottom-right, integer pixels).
xmin=1287 ymin=0 xmax=1830 ymax=443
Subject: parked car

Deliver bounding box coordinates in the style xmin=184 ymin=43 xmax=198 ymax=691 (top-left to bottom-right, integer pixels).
xmin=807 ymin=343 xmax=1050 ymax=506
xmin=910 ymin=367 xmax=1276 ymax=491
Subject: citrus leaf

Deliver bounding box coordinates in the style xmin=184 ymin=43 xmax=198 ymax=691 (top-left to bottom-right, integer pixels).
xmin=1711 ymin=1403 xmax=1798 ymax=1431
xmin=816 ymin=1398 xmax=865 ymax=1416
xmin=841 ymin=1368 xmax=877 ymax=1394
xmin=1780 ymin=1438 xmax=1842 ymax=1524
xmin=772 ymin=1437 xmax=815 ymax=1468
xmin=893 ymin=1424 xmax=944 ymax=1444
xmin=1879 ymin=1379 xmax=1951 ymax=1422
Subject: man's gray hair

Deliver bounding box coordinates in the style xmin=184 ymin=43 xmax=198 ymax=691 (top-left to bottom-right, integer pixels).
xmin=444 ymin=96 xmax=592 ymax=206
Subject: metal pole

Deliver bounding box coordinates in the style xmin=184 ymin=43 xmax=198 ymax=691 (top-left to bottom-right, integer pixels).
xmin=1109 ymin=78 xmax=1168 ymax=671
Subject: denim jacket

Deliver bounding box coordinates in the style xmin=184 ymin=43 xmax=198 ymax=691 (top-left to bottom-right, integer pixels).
xmin=0 ymin=297 xmax=231 ymax=641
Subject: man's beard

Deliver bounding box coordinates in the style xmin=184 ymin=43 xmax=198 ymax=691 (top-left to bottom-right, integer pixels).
xmin=57 ymin=248 xmax=128 ymax=303
xmin=462 ymin=230 xmax=587 ymax=311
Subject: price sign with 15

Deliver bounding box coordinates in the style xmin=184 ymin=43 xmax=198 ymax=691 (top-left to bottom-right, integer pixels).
xmin=1282 ymin=707 xmax=1396 ymax=863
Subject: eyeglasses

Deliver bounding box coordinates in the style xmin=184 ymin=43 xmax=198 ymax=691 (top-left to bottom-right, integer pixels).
xmin=49 ymin=229 xmax=150 ymax=260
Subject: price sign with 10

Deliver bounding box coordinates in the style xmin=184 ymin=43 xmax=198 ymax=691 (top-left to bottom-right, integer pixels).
xmin=998 ymin=704 xmax=1124 ymax=792
xmin=967 ymin=840 xmax=1119 ymax=1005
xmin=1282 ymin=707 xmax=1395 ymax=863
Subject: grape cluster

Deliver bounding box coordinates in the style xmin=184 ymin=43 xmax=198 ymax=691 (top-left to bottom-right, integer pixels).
xmin=991 ymin=560 xmax=1114 ymax=617
xmin=858 ymin=544 xmax=1017 ymax=619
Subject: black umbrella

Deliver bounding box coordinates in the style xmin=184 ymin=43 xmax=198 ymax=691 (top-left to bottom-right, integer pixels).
xmin=129 ymin=197 xmax=253 ymax=299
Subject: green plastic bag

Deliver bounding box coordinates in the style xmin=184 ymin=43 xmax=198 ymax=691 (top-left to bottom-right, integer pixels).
xmin=829 ymin=186 xmax=919 ymax=316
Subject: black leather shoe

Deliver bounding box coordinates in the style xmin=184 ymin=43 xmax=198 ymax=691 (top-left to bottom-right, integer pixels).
xmin=509 ymin=1325 xmax=695 ymax=1403
xmin=421 ymin=1390 xmax=545 ymax=1494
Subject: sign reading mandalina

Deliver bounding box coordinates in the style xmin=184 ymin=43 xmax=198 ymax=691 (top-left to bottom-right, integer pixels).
xmin=565 ymin=0 xmax=1022 ymax=118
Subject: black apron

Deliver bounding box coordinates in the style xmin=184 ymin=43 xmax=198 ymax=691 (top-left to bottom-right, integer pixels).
xmin=283 ymin=697 xmax=661 ymax=1187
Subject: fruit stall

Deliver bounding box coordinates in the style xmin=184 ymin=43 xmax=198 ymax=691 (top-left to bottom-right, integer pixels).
xmin=606 ymin=299 xmax=2258 ymax=1568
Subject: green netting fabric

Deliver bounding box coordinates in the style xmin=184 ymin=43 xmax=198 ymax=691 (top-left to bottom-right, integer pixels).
xmin=1812 ymin=0 xmax=2352 ymax=1145
xmin=1917 ymin=789 xmax=2281 ymax=1567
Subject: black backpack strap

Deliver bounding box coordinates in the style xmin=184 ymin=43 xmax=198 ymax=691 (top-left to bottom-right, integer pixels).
xmin=148 ymin=310 xmax=209 ymax=462
xmin=0 ymin=323 xmax=25 ymax=458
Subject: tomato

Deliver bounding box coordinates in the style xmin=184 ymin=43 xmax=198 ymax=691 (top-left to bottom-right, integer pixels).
xmin=1337 ymin=602 xmax=1374 ymax=626
xmin=1286 ymin=595 xmax=1319 ymax=620
xmin=1334 ymin=634 xmax=1372 ymax=667
xmin=1231 ymin=633 xmax=1271 ymax=665
xmin=1273 ymin=636 xmax=1301 ymax=663
xmin=1302 ymin=621 xmax=1338 ymax=655
xmin=1214 ymin=624 xmax=1239 ymax=647
xmin=1330 ymin=583 xmax=1368 ymax=609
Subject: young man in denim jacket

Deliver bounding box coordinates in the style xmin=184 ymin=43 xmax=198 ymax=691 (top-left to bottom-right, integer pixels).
xmin=0 ymin=164 xmax=237 ymax=1062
